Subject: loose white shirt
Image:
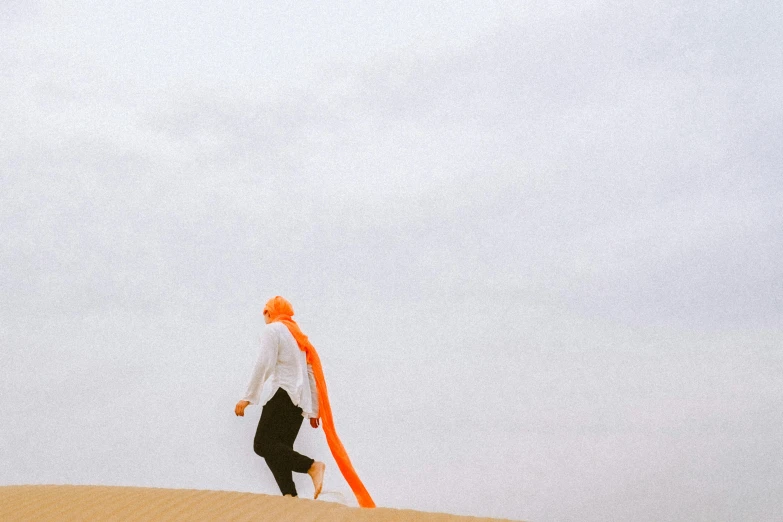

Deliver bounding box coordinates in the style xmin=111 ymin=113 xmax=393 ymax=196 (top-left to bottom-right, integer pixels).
xmin=242 ymin=321 xmax=319 ymax=418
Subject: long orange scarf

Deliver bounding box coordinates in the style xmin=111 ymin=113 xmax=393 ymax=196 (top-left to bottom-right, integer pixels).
xmin=263 ymin=296 xmax=375 ymax=508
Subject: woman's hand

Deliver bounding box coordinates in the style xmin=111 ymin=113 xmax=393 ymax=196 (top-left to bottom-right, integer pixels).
xmin=310 ymin=417 xmax=320 ymax=428
xmin=235 ymin=400 xmax=250 ymax=416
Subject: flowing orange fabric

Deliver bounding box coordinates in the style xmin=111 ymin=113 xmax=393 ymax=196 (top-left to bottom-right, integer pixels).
xmin=263 ymin=296 xmax=375 ymax=508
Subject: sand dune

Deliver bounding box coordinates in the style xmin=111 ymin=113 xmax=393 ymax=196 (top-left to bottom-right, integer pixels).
xmin=0 ymin=485 xmax=519 ymax=521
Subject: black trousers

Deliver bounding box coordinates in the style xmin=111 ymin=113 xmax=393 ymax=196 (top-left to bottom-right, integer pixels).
xmin=253 ymin=388 xmax=314 ymax=496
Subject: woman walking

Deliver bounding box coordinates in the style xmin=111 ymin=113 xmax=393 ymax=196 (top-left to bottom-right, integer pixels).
xmin=235 ymin=296 xmax=374 ymax=507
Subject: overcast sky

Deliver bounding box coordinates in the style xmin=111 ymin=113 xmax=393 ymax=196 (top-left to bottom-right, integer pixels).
xmin=2 ymin=2 xmax=782 ymax=521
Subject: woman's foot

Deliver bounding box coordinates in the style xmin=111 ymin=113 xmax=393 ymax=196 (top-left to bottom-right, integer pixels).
xmin=307 ymin=461 xmax=325 ymax=499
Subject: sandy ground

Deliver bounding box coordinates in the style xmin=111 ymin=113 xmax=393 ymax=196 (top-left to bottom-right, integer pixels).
xmin=0 ymin=485 xmax=520 ymax=521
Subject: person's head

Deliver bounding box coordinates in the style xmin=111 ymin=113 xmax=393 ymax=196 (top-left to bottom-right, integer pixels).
xmin=263 ymin=296 xmax=294 ymax=323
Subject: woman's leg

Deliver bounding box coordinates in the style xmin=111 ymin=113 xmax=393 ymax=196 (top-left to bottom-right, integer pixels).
xmin=254 ymin=388 xmax=314 ymax=496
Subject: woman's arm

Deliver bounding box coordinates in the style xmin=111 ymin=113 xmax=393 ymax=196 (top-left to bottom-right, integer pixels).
xmin=235 ymin=325 xmax=278 ymax=416
xmin=307 ymin=363 xmax=320 ymax=427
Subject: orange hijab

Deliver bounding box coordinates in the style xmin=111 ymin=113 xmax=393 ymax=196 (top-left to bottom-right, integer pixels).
xmin=263 ymin=296 xmax=375 ymax=508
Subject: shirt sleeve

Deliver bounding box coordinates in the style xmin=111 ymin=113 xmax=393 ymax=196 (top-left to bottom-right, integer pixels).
xmin=307 ymin=363 xmax=319 ymax=418
xmin=242 ymin=325 xmax=279 ymax=405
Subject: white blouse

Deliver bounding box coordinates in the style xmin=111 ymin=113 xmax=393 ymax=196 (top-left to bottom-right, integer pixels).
xmin=242 ymin=321 xmax=319 ymax=418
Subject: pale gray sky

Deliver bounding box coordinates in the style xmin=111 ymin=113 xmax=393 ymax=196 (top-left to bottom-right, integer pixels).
xmin=2 ymin=1 xmax=782 ymax=521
